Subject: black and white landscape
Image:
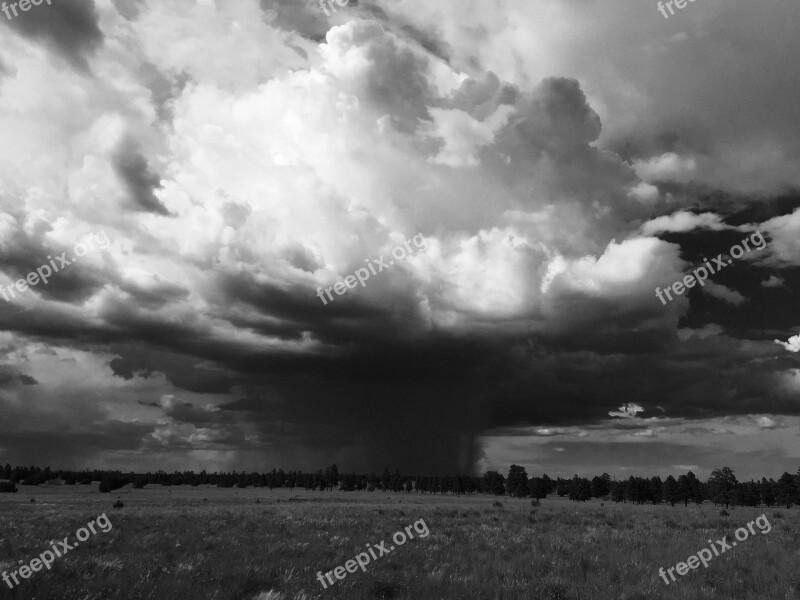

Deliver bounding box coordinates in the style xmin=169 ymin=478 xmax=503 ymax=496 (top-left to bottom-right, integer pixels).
xmin=1 ymin=1 xmax=799 ymax=599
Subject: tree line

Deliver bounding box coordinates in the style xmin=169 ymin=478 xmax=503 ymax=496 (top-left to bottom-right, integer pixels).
xmin=2 ymin=463 xmax=800 ymax=508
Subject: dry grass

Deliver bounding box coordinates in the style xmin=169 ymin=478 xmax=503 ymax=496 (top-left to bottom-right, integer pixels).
xmin=0 ymin=485 xmax=797 ymax=599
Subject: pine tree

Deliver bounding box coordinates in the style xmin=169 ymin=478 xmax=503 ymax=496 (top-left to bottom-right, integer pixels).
xmin=506 ymin=465 xmax=529 ymax=498
xmin=708 ymin=467 xmax=737 ymax=508
xmin=662 ymin=475 xmax=678 ymax=506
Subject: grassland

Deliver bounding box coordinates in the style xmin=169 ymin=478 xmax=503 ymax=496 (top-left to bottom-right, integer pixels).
xmin=0 ymin=485 xmax=796 ymax=599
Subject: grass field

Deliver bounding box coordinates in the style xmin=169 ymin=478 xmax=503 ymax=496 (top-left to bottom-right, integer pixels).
xmin=0 ymin=485 xmax=796 ymax=599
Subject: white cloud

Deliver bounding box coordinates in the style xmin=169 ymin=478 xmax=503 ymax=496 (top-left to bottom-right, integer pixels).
xmin=702 ymin=281 xmax=745 ymax=306
xmin=609 ymin=402 xmax=644 ymax=418
xmin=677 ymin=323 xmax=724 ymax=341
xmin=761 ymin=274 xmax=785 ymax=288
xmin=422 ymin=105 xmax=515 ymax=167
xmin=640 ymin=211 xmax=727 ymax=236
xmin=775 ymin=335 xmax=800 ymax=353
xmin=755 ymin=416 xmax=779 ymax=429
xmin=542 ymin=237 xmax=683 ymax=300
xmin=632 ymin=152 xmax=697 ymax=184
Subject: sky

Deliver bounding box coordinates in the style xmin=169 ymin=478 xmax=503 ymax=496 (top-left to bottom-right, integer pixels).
xmin=1 ymin=0 xmax=800 ymax=480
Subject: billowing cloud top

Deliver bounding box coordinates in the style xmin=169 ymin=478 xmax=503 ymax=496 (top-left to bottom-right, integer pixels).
xmin=1 ymin=0 xmax=799 ymax=478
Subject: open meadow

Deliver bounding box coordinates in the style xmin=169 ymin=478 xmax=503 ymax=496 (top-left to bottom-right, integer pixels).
xmin=0 ymin=485 xmax=796 ymax=600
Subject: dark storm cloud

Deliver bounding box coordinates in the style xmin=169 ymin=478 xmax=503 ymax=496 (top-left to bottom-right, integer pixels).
xmin=0 ymin=225 xmax=107 ymax=303
xmin=482 ymin=326 xmax=790 ymax=431
xmin=95 ymin=276 xmax=778 ymax=473
xmin=112 ymin=137 xmax=171 ymax=216
xmin=2 ymin=0 xmax=103 ymax=71
xmin=8 ymin=225 xmax=785 ymax=475
xmin=646 ymin=227 xmax=792 ymax=336
xmin=109 ymin=347 xmax=241 ymax=394
xmin=0 ymin=421 xmax=150 ymax=468
xmin=218 ymin=374 xmax=486 ymax=474
xmin=646 ymin=185 xmax=800 ymax=226
xmin=117 ymin=279 xmax=189 ymax=309
xmin=97 ymin=283 xmax=501 ymax=471
xmin=0 ymin=366 xmax=37 ymax=386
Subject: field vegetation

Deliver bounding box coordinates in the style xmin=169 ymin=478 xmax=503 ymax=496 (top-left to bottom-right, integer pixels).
xmin=0 ymin=485 xmax=796 ymax=600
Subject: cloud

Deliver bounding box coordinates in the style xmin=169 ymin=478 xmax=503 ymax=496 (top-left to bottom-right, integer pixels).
xmin=756 ymin=416 xmax=778 ymax=429
xmin=1 ymin=0 xmax=104 ymax=71
xmin=640 ymin=211 xmax=727 ymax=236
xmin=632 ymin=153 xmax=697 ymax=184
xmin=609 ymin=403 xmax=644 ymax=418
xmin=761 ymin=274 xmax=785 ymax=288
xmin=775 ymin=335 xmax=800 ymax=353
xmin=112 ymin=137 xmax=171 ymax=216
xmin=702 ymin=281 xmax=746 ymax=306
xmin=0 ymin=0 xmax=798 ymax=477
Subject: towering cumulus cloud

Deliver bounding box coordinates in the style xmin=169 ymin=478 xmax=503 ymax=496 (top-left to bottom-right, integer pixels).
xmin=1 ymin=0 xmax=799 ymax=478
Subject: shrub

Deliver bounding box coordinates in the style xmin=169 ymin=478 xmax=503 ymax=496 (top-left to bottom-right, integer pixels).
xmin=719 ymin=509 xmax=729 ymax=516
xmin=371 ymin=581 xmax=400 ymax=600
xmin=0 ymin=482 xmax=17 ymax=493
xmin=112 ymin=499 xmax=124 ymax=509
xmin=531 ymin=499 xmax=541 ymax=507
xmin=99 ymin=476 xmax=128 ymax=493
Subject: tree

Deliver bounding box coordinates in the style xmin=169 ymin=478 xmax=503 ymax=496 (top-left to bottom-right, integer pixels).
xmin=649 ymin=476 xmax=663 ymax=504
xmin=569 ymin=476 xmax=591 ymax=502
xmin=677 ymin=475 xmax=691 ymax=506
xmin=590 ymin=473 xmax=611 ymax=498
xmin=708 ymin=467 xmax=738 ymax=509
xmin=528 ymin=477 xmax=549 ymax=500
xmin=483 ymin=471 xmax=505 ymax=496
xmin=610 ymin=481 xmax=626 ymax=503
xmin=323 ymin=464 xmax=340 ymax=491
xmin=742 ymin=481 xmax=760 ymax=507
xmin=506 ymin=465 xmax=529 ymax=498
xmin=776 ymin=472 xmax=796 ymax=508
xmin=662 ymin=475 xmax=678 ymax=506
xmin=625 ymin=477 xmax=643 ymax=504
xmin=759 ymin=478 xmax=776 ymax=506
xmin=687 ymin=472 xmax=705 ymax=504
